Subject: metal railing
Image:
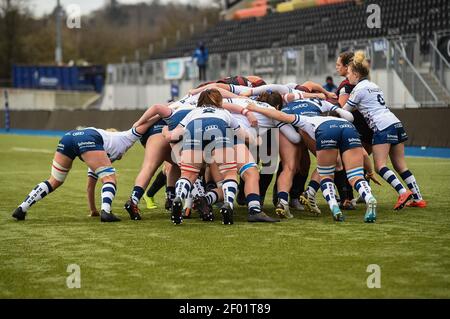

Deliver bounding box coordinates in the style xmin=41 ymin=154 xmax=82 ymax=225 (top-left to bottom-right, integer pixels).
xmin=107 ymin=43 xmax=329 ymax=85
xmin=429 ymin=39 xmax=450 ymax=96
xmin=391 ymin=41 xmax=439 ymax=106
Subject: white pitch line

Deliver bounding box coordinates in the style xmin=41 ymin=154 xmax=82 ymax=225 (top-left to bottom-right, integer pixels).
xmin=10 ymin=147 xmax=54 ymax=154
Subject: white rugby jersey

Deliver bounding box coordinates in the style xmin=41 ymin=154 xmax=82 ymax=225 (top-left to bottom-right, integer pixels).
xmin=169 ymin=93 xmax=200 ymax=110
xmin=93 ymin=128 xmax=140 ymax=161
xmin=179 ymin=106 xmax=240 ymax=130
xmin=291 ymin=115 xmax=348 ymax=140
xmin=346 ymin=79 xmax=400 ymax=131
xmin=225 ymin=98 xmax=278 ymax=128
xmin=226 ymin=98 xmax=301 ymax=144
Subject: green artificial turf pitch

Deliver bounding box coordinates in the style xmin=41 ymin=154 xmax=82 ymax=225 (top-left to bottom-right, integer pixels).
xmin=0 ymin=134 xmax=449 ymax=298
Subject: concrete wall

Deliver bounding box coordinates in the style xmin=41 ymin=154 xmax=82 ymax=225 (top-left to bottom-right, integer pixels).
xmin=0 ymin=88 xmax=99 ymax=110
xmin=1 ymin=108 xmax=450 ymax=147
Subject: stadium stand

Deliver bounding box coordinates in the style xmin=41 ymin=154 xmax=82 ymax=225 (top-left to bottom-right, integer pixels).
xmin=154 ymin=0 xmax=449 ymax=59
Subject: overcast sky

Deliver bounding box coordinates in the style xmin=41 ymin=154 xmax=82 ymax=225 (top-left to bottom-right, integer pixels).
xmin=28 ymin=0 xmax=216 ymax=17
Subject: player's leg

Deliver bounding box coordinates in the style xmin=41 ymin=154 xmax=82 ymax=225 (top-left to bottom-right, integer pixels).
xmin=275 ymin=133 xmax=298 ymax=218
xmin=317 ymin=149 xmax=344 ymax=221
xmin=390 ymin=143 xmax=425 ymax=208
xmin=214 ymin=146 xmax=238 ymax=225
xmin=172 ymin=149 xmax=202 ymax=224
xmin=82 ymin=150 xmax=121 ymax=222
xmin=341 ymin=147 xmax=377 ymax=223
xmin=13 ymin=151 xmax=73 ymax=221
xmin=373 ymin=143 xmax=410 ymax=210
xmin=125 ymin=134 xmax=170 ymax=219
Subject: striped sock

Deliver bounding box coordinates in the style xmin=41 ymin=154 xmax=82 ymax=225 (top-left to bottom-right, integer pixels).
xmin=378 ymin=167 xmax=406 ymax=195
xmin=101 ymin=182 xmax=116 ymax=213
xmin=205 ymin=190 xmax=218 ymax=205
xmin=320 ymin=178 xmax=338 ymax=210
xmin=222 ymin=179 xmax=238 ymax=209
xmin=191 ymin=178 xmax=206 ymax=198
xmin=184 ymin=191 xmax=193 ymax=209
xmin=131 ymin=186 xmax=145 ymax=205
xmin=277 ymin=191 xmax=289 ymax=205
xmin=246 ymin=193 xmax=261 ymax=215
xmin=305 ymin=180 xmax=320 ymax=205
xmin=20 ymin=181 xmax=53 ymax=212
xmin=400 ymin=170 xmax=422 ymax=200
xmin=175 ymin=178 xmax=192 ymax=200
xmin=354 ymin=179 xmax=374 ymax=204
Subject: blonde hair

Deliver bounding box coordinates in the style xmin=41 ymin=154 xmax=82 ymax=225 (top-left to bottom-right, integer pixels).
xmin=349 ymin=50 xmax=370 ymax=79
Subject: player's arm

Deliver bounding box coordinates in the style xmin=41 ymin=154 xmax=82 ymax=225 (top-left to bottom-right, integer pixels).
xmin=241 ymin=84 xmax=291 ymax=97
xmin=222 ymin=101 xmax=258 ymax=127
xmin=278 ymin=123 xmax=301 ymax=144
xmin=246 ymin=102 xmax=295 ymax=124
xmin=282 ymin=92 xmax=326 ymax=103
xmin=133 ymin=104 xmax=171 ymax=128
xmin=189 ymin=83 xmax=230 ymax=95
xmin=301 ymin=81 xmax=337 ymax=99
xmin=87 ymin=170 xmax=99 ymax=217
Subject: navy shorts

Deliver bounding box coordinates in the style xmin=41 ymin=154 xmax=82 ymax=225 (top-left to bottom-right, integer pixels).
xmin=140 ymin=119 xmax=166 ymax=147
xmin=183 ymin=118 xmax=234 ymax=151
xmin=316 ymin=120 xmax=362 ymax=153
xmin=372 ymin=122 xmax=408 ymax=145
xmin=57 ymin=129 xmax=104 ymax=160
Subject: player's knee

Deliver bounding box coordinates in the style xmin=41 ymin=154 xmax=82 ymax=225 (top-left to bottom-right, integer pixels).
xmin=95 ymin=166 xmax=116 ymax=183
xmin=51 ymin=160 xmax=70 ymax=184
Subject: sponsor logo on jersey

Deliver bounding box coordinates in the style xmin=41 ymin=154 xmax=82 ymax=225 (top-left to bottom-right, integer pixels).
xmin=72 ymin=131 xmax=85 ymax=136
xmin=348 ymin=137 xmax=361 ymax=144
xmin=205 ymin=125 xmax=219 ymax=131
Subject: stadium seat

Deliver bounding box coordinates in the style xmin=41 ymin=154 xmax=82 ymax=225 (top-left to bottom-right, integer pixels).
xmin=153 ymin=0 xmax=449 ymax=59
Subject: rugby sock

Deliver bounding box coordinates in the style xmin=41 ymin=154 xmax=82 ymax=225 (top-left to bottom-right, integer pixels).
xmin=184 ymin=191 xmax=193 ymax=209
xmin=259 ymin=173 xmax=274 ymax=201
xmin=247 ymin=193 xmax=262 ymax=215
xmin=277 ymin=191 xmax=289 ymax=205
xmin=305 ymin=180 xmax=320 ymax=205
xmin=175 ymin=178 xmax=192 ymax=200
xmin=354 ymin=179 xmax=375 ymax=203
xmin=191 ymin=178 xmax=206 ymax=198
xmin=289 ymin=172 xmax=304 ymax=200
xmin=146 ymin=171 xmax=166 ymax=197
xmin=320 ymin=178 xmax=339 ymax=210
xmin=20 ymin=181 xmax=53 ymax=212
xmin=205 ymin=190 xmax=218 ymax=205
xmin=400 ymin=170 xmax=423 ymax=200
xmin=378 ymin=167 xmax=406 ymax=195
xmin=166 ymin=186 xmax=176 ymax=200
xmin=129 ymin=127 xmax=143 ymax=141
xmin=222 ymin=179 xmax=238 ymax=209
xmin=334 ymin=170 xmax=349 ymax=200
xmin=101 ymin=182 xmax=116 ymax=213
xmin=131 ymin=186 xmax=145 ymax=205
xmin=293 ymin=173 xmax=308 ymax=198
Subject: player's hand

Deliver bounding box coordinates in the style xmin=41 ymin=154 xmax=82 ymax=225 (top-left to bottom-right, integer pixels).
xmin=246 ymin=111 xmax=258 ymax=127
xmin=326 ymin=92 xmax=338 ymax=100
xmin=89 ymin=210 xmax=100 ymax=217
xmin=366 ymin=172 xmax=382 ymax=186
xmin=246 ymin=102 xmax=257 ymax=112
